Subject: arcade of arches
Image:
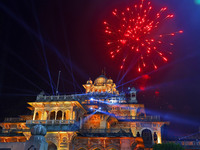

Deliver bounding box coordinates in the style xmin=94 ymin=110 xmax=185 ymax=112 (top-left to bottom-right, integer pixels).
xmin=34 ymin=110 xmax=73 ymax=121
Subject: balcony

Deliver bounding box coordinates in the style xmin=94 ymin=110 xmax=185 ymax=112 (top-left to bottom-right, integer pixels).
xmin=26 ymin=120 xmax=79 ymax=131
xmin=79 ymin=128 xmax=133 ymax=137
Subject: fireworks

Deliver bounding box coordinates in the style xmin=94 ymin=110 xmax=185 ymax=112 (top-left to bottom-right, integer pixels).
xmin=104 ymin=0 xmax=183 ymax=72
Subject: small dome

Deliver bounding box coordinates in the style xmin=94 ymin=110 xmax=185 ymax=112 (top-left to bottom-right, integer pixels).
xmin=94 ymin=75 xmax=107 ymax=85
xmin=107 ymin=78 xmax=113 ymax=84
xmin=87 ymin=79 xmax=93 ymax=84
xmin=31 ymin=124 xmax=47 ymax=136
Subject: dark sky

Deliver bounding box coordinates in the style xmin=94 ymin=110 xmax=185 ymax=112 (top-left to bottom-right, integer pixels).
xmin=0 ymin=0 xmax=200 ymax=137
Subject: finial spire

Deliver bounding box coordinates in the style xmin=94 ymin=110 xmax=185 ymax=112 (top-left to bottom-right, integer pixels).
xmin=102 ymin=67 xmax=106 ymax=76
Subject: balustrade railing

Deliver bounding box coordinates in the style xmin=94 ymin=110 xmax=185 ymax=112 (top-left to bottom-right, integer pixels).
xmin=26 ymin=120 xmax=75 ymax=125
xmin=4 ymin=117 xmax=26 ymax=123
xmin=79 ymin=128 xmax=132 ymax=134
xmin=116 ymin=115 xmax=160 ymax=121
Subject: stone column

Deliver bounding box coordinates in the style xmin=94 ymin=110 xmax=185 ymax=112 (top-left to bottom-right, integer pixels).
xmin=41 ymin=110 xmax=44 ymax=120
xmin=33 ymin=111 xmax=36 ymax=120
xmin=62 ymin=111 xmax=65 ymax=120
xmin=55 ymin=111 xmax=57 ymax=120
xmin=157 ymin=129 xmax=162 ymax=144
xmin=131 ymin=124 xmax=137 ymax=137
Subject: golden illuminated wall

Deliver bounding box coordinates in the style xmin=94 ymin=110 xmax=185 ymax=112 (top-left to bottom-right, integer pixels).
xmin=108 ymin=104 xmax=146 ymax=117
xmin=0 ymin=122 xmax=27 ymax=130
xmin=82 ymin=114 xmax=108 ymax=129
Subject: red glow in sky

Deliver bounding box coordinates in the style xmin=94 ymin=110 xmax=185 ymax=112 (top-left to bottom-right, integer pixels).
xmin=142 ymin=74 xmax=150 ymax=79
xmin=155 ymin=91 xmax=160 ymax=95
xmin=140 ymin=86 xmax=145 ymax=91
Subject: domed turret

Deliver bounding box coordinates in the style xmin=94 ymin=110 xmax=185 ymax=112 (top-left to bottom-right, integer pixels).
xmin=87 ymin=78 xmax=93 ymax=84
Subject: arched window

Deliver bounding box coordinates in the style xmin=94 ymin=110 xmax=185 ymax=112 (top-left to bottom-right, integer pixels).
xmin=137 ymin=132 xmax=140 ymax=137
xmin=142 ymin=129 xmax=153 ymax=148
xmin=56 ymin=111 xmax=62 ymax=120
xmin=50 ymin=111 xmax=56 ymax=120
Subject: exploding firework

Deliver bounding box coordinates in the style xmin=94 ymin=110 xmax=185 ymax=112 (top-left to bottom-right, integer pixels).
xmin=104 ymin=0 xmax=183 ymax=72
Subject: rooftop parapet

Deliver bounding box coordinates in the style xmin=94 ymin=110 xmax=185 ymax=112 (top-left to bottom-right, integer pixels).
xmin=3 ymin=117 xmax=26 ymax=123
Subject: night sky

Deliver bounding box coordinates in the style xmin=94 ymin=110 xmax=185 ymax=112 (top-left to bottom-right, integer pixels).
xmin=0 ymin=0 xmax=200 ymax=137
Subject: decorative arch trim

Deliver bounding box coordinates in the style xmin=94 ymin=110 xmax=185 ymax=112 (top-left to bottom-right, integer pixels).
xmin=89 ymin=145 xmax=104 ymax=150
xmin=106 ymin=145 xmax=119 ymax=150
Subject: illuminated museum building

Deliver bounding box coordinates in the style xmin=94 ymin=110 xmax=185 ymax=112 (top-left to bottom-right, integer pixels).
xmin=0 ymin=74 xmax=168 ymax=150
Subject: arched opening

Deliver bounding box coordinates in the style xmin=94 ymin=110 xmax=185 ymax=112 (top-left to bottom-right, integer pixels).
xmin=35 ymin=112 xmax=39 ymax=120
xmin=137 ymin=132 xmax=140 ymax=137
xmin=142 ymin=129 xmax=153 ymax=148
xmin=56 ymin=110 xmax=62 ymax=120
xmin=48 ymin=141 xmax=57 ymax=150
xmin=50 ymin=111 xmax=56 ymax=120
xmin=63 ymin=112 xmax=66 ymax=120
xmin=35 ymin=111 xmax=42 ymax=120
xmin=153 ymin=132 xmax=158 ymax=142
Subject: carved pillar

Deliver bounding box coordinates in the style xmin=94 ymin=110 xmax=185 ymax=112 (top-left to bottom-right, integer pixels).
xmin=71 ymin=108 xmax=73 ymax=120
xmin=157 ymin=128 xmax=162 ymax=144
xmin=55 ymin=111 xmax=57 ymax=120
xmin=41 ymin=110 xmax=44 ymax=120
xmin=47 ymin=111 xmax=50 ymax=120
xmin=131 ymin=124 xmax=137 ymax=137
xmin=80 ymin=117 xmax=82 ymax=129
xmin=33 ymin=110 xmax=36 ymax=120
xmin=62 ymin=111 xmax=64 ymax=120
xmin=73 ymin=111 xmax=75 ymax=120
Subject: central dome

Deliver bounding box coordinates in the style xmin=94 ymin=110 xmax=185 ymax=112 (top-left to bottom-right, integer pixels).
xmin=94 ymin=75 xmax=108 ymax=85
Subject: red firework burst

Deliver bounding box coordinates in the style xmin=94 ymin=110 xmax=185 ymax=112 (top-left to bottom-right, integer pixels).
xmin=104 ymin=0 xmax=183 ymax=72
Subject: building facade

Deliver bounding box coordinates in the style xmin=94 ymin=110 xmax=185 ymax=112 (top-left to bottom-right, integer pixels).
xmin=0 ymin=74 xmax=168 ymax=150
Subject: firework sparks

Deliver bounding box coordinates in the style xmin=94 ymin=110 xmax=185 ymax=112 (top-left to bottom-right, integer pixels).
xmin=104 ymin=0 xmax=183 ymax=72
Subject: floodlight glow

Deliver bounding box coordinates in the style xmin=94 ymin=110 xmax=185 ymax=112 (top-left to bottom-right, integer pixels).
xmin=195 ymin=0 xmax=200 ymax=5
